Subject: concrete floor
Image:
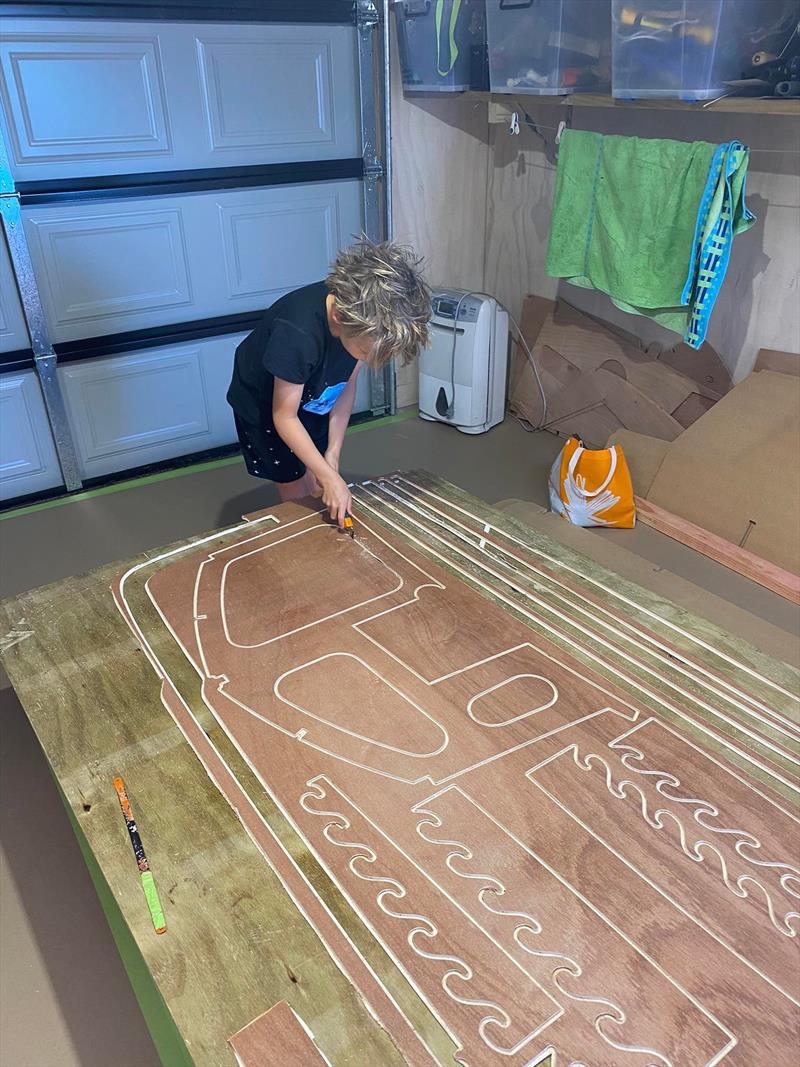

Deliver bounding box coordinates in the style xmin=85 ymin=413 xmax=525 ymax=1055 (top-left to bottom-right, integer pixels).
xmin=1 ymin=414 xmax=797 ymax=1067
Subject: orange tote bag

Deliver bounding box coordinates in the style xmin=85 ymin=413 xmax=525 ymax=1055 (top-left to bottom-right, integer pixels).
xmin=548 ymin=435 xmax=636 ymax=528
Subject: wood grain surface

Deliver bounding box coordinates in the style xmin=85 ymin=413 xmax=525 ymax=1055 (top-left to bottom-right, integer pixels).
xmin=484 ymin=98 xmax=800 ymax=383
xmin=119 ymin=475 xmax=798 ymax=1064
xmin=229 ymin=1001 xmax=329 ymax=1067
xmin=2 ymin=472 xmax=798 ymax=1066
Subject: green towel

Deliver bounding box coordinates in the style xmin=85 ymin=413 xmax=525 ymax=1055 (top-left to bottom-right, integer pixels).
xmin=546 ymin=129 xmax=755 ymax=348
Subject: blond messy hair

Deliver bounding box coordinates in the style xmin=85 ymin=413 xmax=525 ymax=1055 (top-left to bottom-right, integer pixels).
xmin=326 ymin=237 xmax=431 ymax=368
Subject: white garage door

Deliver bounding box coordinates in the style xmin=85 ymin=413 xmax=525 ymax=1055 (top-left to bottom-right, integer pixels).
xmin=0 ymin=1 xmax=384 ymax=501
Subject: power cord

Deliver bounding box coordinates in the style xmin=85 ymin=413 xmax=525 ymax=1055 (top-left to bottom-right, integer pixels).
xmin=504 ymin=307 xmax=548 ymax=431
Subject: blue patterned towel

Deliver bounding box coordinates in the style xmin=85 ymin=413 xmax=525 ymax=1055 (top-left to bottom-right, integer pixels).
xmin=546 ymin=130 xmax=755 ymax=348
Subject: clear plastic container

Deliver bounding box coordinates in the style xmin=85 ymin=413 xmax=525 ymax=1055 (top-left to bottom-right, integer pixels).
xmin=394 ymin=0 xmax=489 ymax=93
xmin=486 ymin=0 xmax=612 ymax=95
xmin=611 ymin=0 xmax=798 ymax=101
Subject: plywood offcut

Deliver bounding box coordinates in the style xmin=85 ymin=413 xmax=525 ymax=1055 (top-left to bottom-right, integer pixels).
xmin=509 ymin=298 xmax=729 ymax=447
xmin=230 ymin=1001 xmax=329 ymax=1067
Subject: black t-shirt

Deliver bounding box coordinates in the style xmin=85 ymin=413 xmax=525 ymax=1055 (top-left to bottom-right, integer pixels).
xmin=227 ymin=282 xmax=357 ymax=429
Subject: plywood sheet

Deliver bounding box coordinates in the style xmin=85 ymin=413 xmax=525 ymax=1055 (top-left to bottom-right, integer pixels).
xmin=593 ymin=368 xmax=683 ymax=440
xmin=671 ymin=392 xmax=716 ymax=429
xmin=551 ymin=405 xmax=622 ymax=449
xmin=607 ymin=430 xmax=669 ymax=496
xmin=390 ymin=34 xmax=488 ymax=409
xmin=112 ymin=477 xmax=800 ymax=1067
xmin=648 ymin=371 xmax=800 ymax=573
xmin=656 ymin=338 xmax=732 ymax=396
xmin=230 ymin=1002 xmax=329 ymax=1067
xmin=754 ymin=349 xmax=800 ymax=377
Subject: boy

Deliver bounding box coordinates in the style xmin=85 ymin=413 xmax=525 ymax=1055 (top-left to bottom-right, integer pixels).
xmin=227 ymin=238 xmax=431 ymax=526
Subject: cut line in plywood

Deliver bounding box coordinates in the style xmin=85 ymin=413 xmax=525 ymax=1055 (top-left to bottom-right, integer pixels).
xmin=114 ymin=476 xmax=800 ymax=1066
xmin=375 ymin=474 xmax=800 ymax=722
xmin=354 ymin=479 xmax=800 ymax=790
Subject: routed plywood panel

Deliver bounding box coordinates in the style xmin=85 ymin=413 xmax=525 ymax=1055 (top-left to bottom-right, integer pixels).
xmin=229 ymin=1001 xmax=329 ymax=1067
xmin=110 ymin=479 xmax=798 ymax=1065
xmin=23 ymin=181 xmax=362 ymax=342
xmin=3 ymin=473 xmax=798 ymax=1065
xmin=0 ymin=20 xmax=360 ymax=180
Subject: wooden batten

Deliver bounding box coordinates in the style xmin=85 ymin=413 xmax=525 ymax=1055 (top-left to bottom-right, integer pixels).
xmin=635 ymin=497 xmax=800 ymax=605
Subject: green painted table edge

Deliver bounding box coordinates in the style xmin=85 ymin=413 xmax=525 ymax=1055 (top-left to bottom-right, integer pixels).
xmin=52 ymin=769 xmax=194 ymax=1067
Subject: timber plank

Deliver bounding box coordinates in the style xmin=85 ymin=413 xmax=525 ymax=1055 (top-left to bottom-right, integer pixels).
xmin=635 ymin=497 xmax=800 ymax=605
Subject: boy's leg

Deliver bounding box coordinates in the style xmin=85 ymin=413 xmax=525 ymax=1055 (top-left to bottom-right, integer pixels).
xmin=234 ymin=415 xmax=322 ymax=502
xmin=277 ymin=472 xmax=319 ymax=502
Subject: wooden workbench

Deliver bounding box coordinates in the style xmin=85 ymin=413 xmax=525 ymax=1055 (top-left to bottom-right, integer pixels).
xmin=2 ymin=471 xmax=798 ymax=1066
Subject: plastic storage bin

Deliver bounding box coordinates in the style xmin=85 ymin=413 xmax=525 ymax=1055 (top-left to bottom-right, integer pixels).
xmin=395 ymin=0 xmax=489 ymax=92
xmin=612 ymin=0 xmax=798 ymax=101
xmin=486 ymin=0 xmax=612 ymax=95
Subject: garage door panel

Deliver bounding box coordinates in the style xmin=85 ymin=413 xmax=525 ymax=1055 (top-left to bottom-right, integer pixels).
xmin=197 ymin=34 xmax=340 ymax=154
xmin=58 ymin=333 xmax=243 ymax=479
xmin=354 ymin=360 xmax=371 ymax=413
xmin=27 ymin=207 xmax=193 ymax=327
xmin=0 ymin=19 xmax=360 ymax=180
xmin=0 ymin=33 xmax=171 ymax=167
xmin=0 ymin=8 xmax=374 ymax=501
xmin=24 ymin=179 xmax=362 ymax=342
xmin=0 ymin=234 xmax=30 ymax=353
xmin=65 ymin=348 xmax=211 ymax=461
xmin=0 ymin=371 xmax=62 ymax=499
xmin=219 ymin=194 xmax=340 ymax=302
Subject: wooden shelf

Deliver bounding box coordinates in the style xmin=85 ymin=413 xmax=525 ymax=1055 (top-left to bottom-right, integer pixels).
xmin=480 ymin=91 xmax=800 ymax=119
xmin=564 ymin=92 xmax=800 ymax=116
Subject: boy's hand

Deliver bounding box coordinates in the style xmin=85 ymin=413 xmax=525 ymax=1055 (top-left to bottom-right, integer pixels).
xmin=319 ymin=469 xmax=352 ymax=527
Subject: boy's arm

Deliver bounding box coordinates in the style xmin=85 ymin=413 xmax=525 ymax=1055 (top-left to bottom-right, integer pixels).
xmin=272 ymin=378 xmax=352 ymax=524
xmin=325 ymin=363 xmax=362 ymax=471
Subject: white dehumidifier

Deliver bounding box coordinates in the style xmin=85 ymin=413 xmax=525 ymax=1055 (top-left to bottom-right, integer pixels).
xmin=418 ymin=289 xmax=509 ymax=434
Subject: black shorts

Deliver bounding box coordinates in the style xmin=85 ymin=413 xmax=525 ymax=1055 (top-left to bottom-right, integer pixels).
xmin=234 ymin=413 xmax=328 ymax=484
